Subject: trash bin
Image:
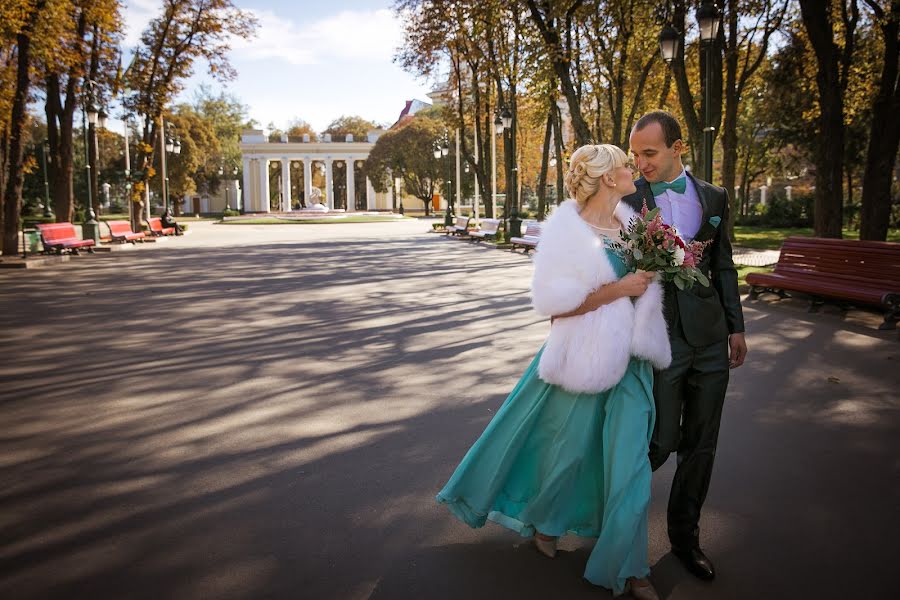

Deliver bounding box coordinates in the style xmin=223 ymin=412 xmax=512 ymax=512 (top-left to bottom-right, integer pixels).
xmin=25 ymin=230 xmax=41 ymax=253
xmin=82 ymin=219 xmax=101 ymax=244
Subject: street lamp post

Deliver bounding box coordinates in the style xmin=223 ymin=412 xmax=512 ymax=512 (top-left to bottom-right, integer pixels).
xmin=499 ymin=107 xmax=513 ymax=238
xmin=160 ymin=119 xmax=181 ymax=214
xmin=81 ymin=80 xmax=101 ymax=242
xmin=83 ymin=93 xmax=97 ymax=220
xmin=219 ymin=164 xmax=230 ymax=210
xmin=697 ymin=0 xmax=720 ymax=184
xmin=492 ymin=112 xmax=503 ymax=221
xmin=442 ymin=138 xmax=451 ymax=218
xmin=658 ymin=4 xmax=719 ymax=183
xmin=39 ymin=140 xmax=52 ymax=218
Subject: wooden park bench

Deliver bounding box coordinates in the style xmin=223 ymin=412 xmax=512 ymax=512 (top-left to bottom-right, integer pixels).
xmin=36 ymin=222 xmax=95 ymax=254
xmin=468 ymin=218 xmax=501 ymax=243
xmin=147 ymin=217 xmax=176 ymax=236
xmin=510 ymin=220 xmax=542 ymax=253
xmin=107 ymin=220 xmax=146 ymax=244
xmin=445 ymin=216 xmax=471 ymax=236
xmin=746 ymin=236 xmax=900 ymax=330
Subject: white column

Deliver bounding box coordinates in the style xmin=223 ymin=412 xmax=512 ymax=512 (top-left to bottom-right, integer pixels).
xmin=281 ymin=158 xmax=291 ymax=211
xmin=258 ymin=158 xmax=270 ymax=213
xmin=242 ymin=157 xmax=252 ymax=212
xmin=345 ymin=159 xmax=356 ymax=212
xmin=325 ymin=159 xmax=334 ymax=210
xmin=760 ymin=185 xmax=768 ymax=206
xmin=303 ymin=158 xmax=313 ymax=207
xmin=455 ymin=128 xmax=461 ymax=212
xmin=366 ymin=176 xmax=375 ymax=210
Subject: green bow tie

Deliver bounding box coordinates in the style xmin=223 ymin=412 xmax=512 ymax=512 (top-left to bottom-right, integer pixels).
xmin=650 ymin=176 xmax=687 ymax=196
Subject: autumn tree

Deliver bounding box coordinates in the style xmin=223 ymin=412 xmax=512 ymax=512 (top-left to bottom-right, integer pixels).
xmin=160 ymin=105 xmax=220 ymax=203
xmin=286 ymin=118 xmax=318 ymax=141
xmin=859 ymin=0 xmax=899 ymax=240
xmin=718 ymin=0 xmax=788 ymax=233
xmin=525 ymin=0 xmax=594 ymax=146
xmin=798 ymin=0 xmax=859 ymax=238
xmin=192 ymin=85 xmax=250 ymax=189
xmin=323 ymin=115 xmax=379 ymax=140
xmin=584 ymin=0 xmax=662 ymax=149
xmin=2 ymin=0 xmax=49 ymax=256
xmin=35 ymin=1 xmax=121 ymax=223
xmin=124 ymin=0 xmax=257 ymax=229
xmin=364 ymin=116 xmax=444 ymax=216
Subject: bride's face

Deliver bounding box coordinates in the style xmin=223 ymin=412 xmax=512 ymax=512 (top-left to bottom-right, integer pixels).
xmin=612 ymin=164 xmax=637 ymax=195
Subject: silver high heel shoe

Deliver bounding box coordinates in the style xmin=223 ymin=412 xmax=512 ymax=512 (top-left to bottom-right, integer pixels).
xmin=622 ymin=578 xmax=660 ymax=600
xmin=533 ymin=533 xmax=557 ymax=558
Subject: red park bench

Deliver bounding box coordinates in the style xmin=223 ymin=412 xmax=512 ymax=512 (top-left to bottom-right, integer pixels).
xmin=147 ymin=217 xmax=176 ymax=236
xmin=36 ymin=222 xmax=95 ymax=254
xmin=107 ymin=220 xmax=146 ymax=244
xmin=746 ymin=236 xmax=900 ymax=330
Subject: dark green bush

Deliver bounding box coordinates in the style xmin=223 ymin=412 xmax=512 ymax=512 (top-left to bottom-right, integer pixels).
xmin=736 ymin=192 xmax=812 ymax=228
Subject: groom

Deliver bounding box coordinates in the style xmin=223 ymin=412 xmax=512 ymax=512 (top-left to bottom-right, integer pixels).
xmin=623 ymin=111 xmax=747 ymax=581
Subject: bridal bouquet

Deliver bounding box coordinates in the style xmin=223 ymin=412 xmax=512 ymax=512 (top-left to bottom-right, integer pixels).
xmin=613 ymin=201 xmax=711 ymax=290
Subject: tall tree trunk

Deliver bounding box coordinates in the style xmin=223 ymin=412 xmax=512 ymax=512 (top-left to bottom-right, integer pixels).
xmin=846 ymin=164 xmax=855 ymax=228
xmin=860 ymin=0 xmax=900 ymax=240
xmin=87 ymin=23 xmax=101 ymax=217
xmin=525 ymin=0 xmax=593 ymax=146
xmin=45 ymin=9 xmax=86 ymax=224
xmin=552 ymin=100 xmax=565 ymax=204
xmin=0 ymin=126 xmax=6 ymax=237
xmin=721 ymin=0 xmax=740 ymax=237
xmin=537 ymin=107 xmax=553 ymax=220
xmin=3 ymin=6 xmax=45 ymax=256
xmin=668 ymin=0 xmax=722 ymax=178
xmin=799 ymin=0 xmax=846 ymax=238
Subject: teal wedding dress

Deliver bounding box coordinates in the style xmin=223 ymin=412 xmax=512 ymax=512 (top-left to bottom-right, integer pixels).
xmin=436 ymin=248 xmax=655 ymax=596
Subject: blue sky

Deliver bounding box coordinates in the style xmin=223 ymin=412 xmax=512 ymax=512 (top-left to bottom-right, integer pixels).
xmin=123 ymin=0 xmax=435 ymax=131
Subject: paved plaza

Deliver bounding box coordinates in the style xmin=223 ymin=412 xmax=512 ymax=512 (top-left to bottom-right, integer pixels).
xmin=1 ymin=221 xmax=897 ymax=599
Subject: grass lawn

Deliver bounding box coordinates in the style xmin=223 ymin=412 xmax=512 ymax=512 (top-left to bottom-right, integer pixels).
xmin=219 ymin=216 xmax=411 ymax=225
xmin=736 ymin=265 xmax=771 ymax=285
xmin=734 ymin=226 xmax=900 ymax=250
xmin=96 ymin=213 xmax=218 ymax=222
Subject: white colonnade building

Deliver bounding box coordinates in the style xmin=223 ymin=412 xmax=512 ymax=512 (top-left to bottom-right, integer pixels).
xmin=240 ymin=129 xmax=394 ymax=213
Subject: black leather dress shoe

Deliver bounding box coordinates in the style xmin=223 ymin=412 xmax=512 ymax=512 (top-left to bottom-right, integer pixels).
xmin=673 ymin=547 xmax=715 ymax=581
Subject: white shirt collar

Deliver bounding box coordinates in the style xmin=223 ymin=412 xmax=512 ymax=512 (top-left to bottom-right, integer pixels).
xmin=663 ymin=168 xmax=687 ymax=185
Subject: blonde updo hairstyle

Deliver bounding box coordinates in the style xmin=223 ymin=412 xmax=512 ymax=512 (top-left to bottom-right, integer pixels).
xmin=564 ymin=144 xmax=629 ymax=207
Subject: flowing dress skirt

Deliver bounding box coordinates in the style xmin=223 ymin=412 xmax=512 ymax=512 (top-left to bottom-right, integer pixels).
xmin=436 ymin=347 xmax=655 ymax=595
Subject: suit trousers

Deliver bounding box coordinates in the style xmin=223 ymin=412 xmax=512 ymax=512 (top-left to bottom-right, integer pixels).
xmin=650 ymin=318 xmax=729 ymax=550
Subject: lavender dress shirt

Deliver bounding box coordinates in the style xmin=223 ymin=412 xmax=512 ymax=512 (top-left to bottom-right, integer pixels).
xmin=653 ymin=169 xmax=703 ymax=242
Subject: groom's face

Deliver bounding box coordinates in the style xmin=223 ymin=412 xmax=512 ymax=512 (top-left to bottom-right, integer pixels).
xmin=629 ymin=123 xmax=684 ymax=183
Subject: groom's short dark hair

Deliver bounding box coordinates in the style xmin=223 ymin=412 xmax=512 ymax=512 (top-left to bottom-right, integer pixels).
xmin=634 ymin=111 xmax=682 ymax=148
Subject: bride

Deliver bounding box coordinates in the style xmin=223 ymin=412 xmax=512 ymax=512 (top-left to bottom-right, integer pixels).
xmin=436 ymin=144 xmax=668 ymax=599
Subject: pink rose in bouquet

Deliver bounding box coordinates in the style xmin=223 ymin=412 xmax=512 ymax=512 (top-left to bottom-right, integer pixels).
xmin=612 ymin=201 xmax=711 ymax=290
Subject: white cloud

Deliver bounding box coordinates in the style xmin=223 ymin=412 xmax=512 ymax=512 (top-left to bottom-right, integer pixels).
xmin=122 ymin=0 xmax=163 ymax=49
xmin=123 ymin=4 xmax=403 ymax=66
xmin=230 ymin=8 xmax=402 ymax=66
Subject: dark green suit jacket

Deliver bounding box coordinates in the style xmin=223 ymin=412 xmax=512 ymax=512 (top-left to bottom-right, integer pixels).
xmin=622 ymin=174 xmax=745 ymax=347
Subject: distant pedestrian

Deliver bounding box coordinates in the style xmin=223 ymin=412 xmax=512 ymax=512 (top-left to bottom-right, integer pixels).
xmin=161 ymin=209 xmax=183 ymax=235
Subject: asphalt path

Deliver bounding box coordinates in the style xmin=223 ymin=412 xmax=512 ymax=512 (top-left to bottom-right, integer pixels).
xmin=1 ymin=220 xmax=897 ymax=599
